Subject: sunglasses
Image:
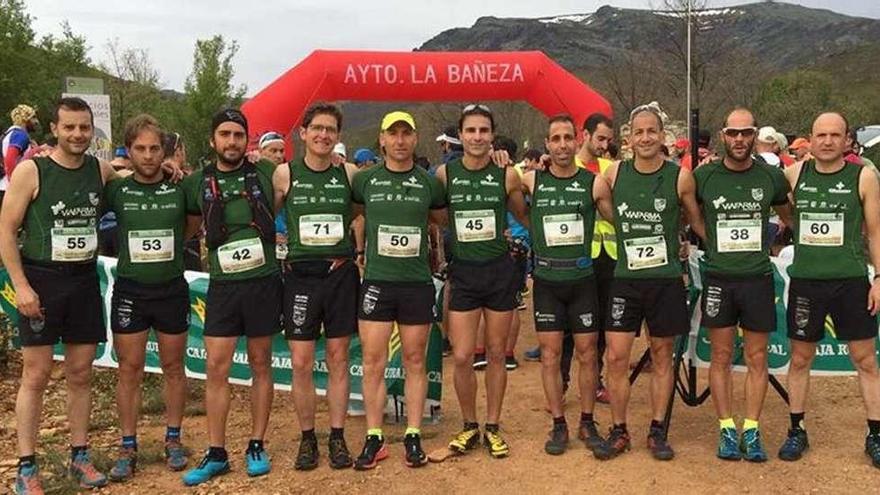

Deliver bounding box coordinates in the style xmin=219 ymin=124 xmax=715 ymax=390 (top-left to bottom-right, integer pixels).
xmin=463 ymin=103 xmax=491 ymax=113
xmin=722 ymin=127 xmax=757 ymax=138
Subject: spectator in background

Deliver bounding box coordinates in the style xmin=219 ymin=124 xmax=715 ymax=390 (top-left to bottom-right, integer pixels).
xmin=332 ymin=142 xmax=347 ymax=166
xmin=775 ymin=132 xmax=794 ymax=167
xmin=414 ymin=155 xmax=431 ymax=171
xmin=789 ymin=137 xmax=811 ymax=162
xmin=258 ymin=131 xmax=286 ymax=165
xmin=2 ymin=104 xmax=39 ymax=200
xmin=520 ymin=148 xmax=544 ymax=173
xmin=162 ymin=131 xmax=188 ymax=172
xmin=353 ymin=148 xmax=379 ymax=169
xmin=756 ymin=126 xmax=783 ymax=167
xmin=110 ymin=146 xmax=132 ymax=176
xmin=436 ymin=125 xmax=463 ymax=165
xmin=607 ymin=142 xmax=620 ymax=161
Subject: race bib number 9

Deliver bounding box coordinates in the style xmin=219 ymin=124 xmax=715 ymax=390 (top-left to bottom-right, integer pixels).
xmin=377 ymin=225 xmax=421 ymax=258
xmin=798 ymin=212 xmax=844 ymax=247
xmin=51 ymin=227 xmax=97 ymax=262
xmin=543 ymin=213 xmax=584 ymax=247
xmin=716 ymin=219 xmax=761 ymax=253
xmin=623 ymin=235 xmax=668 ymax=270
xmin=454 ymin=209 xmax=496 ymax=242
xmin=217 ymin=237 xmax=266 ymax=274
xmin=299 ymin=214 xmax=345 ymax=246
xmin=128 ymin=229 xmax=174 ymax=263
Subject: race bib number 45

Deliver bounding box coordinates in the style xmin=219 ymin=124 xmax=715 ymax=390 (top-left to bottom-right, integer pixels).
xmin=623 ymin=235 xmax=668 ymax=270
xmin=128 ymin=229 xmax=174 ymax=263
xmin=543 ymin=213 xmax=584 ymax=247
xmin=51 ymin=227 xmax=97 ymax=262
xmin=377 ymin=225 xmax=421 ymax=258
xmin=299 ymin=214 xmax=344 ymax=246
xmin=716 ymin=219 xmax=761 ymax=253
xmin=454 ymin=209 xmax=496 ymax=243
xmin=217 ymin=238 xmax=265 ymax=274
xmin=799 ymin=212 xmax=844 ymax=247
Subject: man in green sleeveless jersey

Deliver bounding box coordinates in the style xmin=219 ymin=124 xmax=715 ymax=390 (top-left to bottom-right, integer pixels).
xmin=0 ymin=97 xmax=124 ymax=493
xmin=433 ymin=104 xmax=527 ymax=459
xmin=522 ymin=114 xmax=613 ymax=456
xmin=272 ymin=103 xmax=361 ymax=470
xmin=695 ymin=108 xmax=793 ymax=462
xmin=351 ymin=111 xmax=446 ymax=470
xmin=777 ymin=112 xmax=880 ymax=467
xmin=181 ymin=109 xmax=280 ymax=485
xmin=594 ymin=105 xmax=705 ymax=461
xmin=105 ymin=115 xmax=201 ymax=482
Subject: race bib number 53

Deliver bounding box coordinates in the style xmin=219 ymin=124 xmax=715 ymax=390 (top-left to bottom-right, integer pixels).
xmin=128 ymin=229 xmax=174 ymax=263
xmin=377 ymin=225 xmax=421 ymax=257
xmin=217 ymin=238 xmax=266 ymax=274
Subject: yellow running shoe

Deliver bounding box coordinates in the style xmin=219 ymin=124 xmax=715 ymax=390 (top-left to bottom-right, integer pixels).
xmin=449 ymin=426 xmax=481 ymax=453
xmin=483 ymin=429 xmax=510 ymax=458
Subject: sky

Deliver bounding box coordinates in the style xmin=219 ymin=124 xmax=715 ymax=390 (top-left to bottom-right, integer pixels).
xmin=26 ymin=0 xmax=880 ymax=95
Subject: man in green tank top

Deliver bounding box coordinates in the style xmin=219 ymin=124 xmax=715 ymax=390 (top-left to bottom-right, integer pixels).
xmin=0 ymin=97 xmax=128 ymax=492
xmin=351 ymin=111 xmax=446 ymax=470
xmin=778 ymin=112 xmax=880 ymax=468
xmin=433 ymin=104 xmax=527 ymax=459
xmin=595 ymin=105 xmax=705 ymax=462
xmin=522 ymin=114 xmax=613 ymax=456
xmin=104 ymin=115 xmax=199 ymax=483
xmin=271 ymin=103 xmax=361 ymax=471
xmin=695 ymin=107 xmax=793 ymax=463
xmin=181 ymin=109 xmax=280 ymax=486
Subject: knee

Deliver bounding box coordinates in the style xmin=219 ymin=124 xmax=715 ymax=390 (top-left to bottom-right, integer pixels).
xmin=291 ymin=353 xmax=314 ymax=376
xmin=711 ymin=346 xmax=734 ymax=367
xmin=248 ymin=355 xmax=272 ymax=378
xmin=20 ymin=365 xmax=51 ymax=391
xmin=361 ymin=351 xmax=386 ymax=373
xmin=403 ymin=348 xmax=426 ymax=370
xmin=540 ymin=347 xmax=561 ymax=367
xmin=744 ymin=347 xmax=768 ymax=370
xmin=206 ymin=355 xmax=232 ymax=379
xmin=605 ymin=349 xmax=629 ymax=372
xmin=452 ymin=350 xmax=473 ymax=369
xmin=65 ymin=366 xmax=92 ymax=389
xmin=854 ymin=353 xmax=879 ymax=376
xmin=325 ymin=346 xmax=349 ymax=369
xmin=789 ymin=349 xmax=814 ymax=372
xmin=485 ymin=346 xmax=506 ymax=365
xmin=118 ymin=355 xmax=146 ymax=377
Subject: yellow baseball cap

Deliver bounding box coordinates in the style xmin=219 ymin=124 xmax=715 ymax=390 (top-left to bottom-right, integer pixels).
xmin=380 ymin=111 xmax=416 ymax=132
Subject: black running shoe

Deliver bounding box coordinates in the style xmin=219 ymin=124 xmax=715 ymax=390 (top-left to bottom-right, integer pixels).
xmin=403 ymin=433 xmax=427 ymax=468
xmin=647 ymin=425 xmax=674 ymax=461
xmin=328 ymin=435 xmax=353 ymax=469
xmin=865 ymin=433 xmax=880 ymax=468
xmin=593 ymin=426 xmax=631 ymax=460
xmin=778 ymin=428 xmax=809 ymax=462
xmin=294 ymin=435 xmax=319 ymax=471
xmin=354 ymin=435 xmax=388 ymax=471
xmin=544 ymin=423 xmax=569 ymax=455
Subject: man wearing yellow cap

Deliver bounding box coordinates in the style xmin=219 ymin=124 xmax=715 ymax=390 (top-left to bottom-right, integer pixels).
xmin=351 ymin=111 xmax=446 ymax=470
xmin=2 ymin=104 xmax=39 ymax=201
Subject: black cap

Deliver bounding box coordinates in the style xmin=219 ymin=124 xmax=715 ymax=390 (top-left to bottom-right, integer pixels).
xmin=211 ymin=108 xmax=248 ymax=135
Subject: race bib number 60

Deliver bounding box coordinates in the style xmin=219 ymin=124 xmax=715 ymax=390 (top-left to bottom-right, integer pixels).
xmin=217 ymin=237 xmax=266 ymax=274
xmin=377 ymin=225 xmax=421 ymax=257
xmin=799 ymin=212 xmax=844 ymax=246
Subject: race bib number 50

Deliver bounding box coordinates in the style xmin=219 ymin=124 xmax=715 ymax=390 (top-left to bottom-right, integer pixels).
xmin=377 ymin=225 xmax=421 ymax=258
xmin=716 ymin=219 xmax=761 ymax=253
xmin=51 ymin=227 xmax=97 ymax=262
xmin=217 ymin=238 xmax=266 ymax=274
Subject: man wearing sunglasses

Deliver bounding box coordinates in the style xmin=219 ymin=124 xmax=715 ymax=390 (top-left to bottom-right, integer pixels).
xmin=694 ymin=108 xmax=793 ymax=462
xmin=271 ymin=103 xmax=361 ymax=471
xmin=433 ymin=104 xmax=527 ymax=459
xmin=778 ymin=112 xmax=880 ymax=468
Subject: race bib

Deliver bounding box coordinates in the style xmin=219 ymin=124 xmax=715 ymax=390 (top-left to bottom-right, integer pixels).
xmin=454 ymin=209 xmax=496 ymax=242
xmin=798 ymin=212 xmax=844 ymax=247
xmin=216 ymin=237 xmax=265 ymax=274
xmin=51 ymin=227 xmax=97 ymax=262
xmin=275 ymin=242 xmax=289 ymax=260
xmin=128 ymin=229 xmax=174 ymax=263
xmin=299 ymin=214 xmax=344 ymax=246
xmin=543 ymin=213 xmax=584 ymax=247
xmin=716 ymin=218 xmax=761 ymax=253
xmin=623 ymin=235 xmax=668 ymax=271
xmin=377 ymin=225 xmax=421 ymax=258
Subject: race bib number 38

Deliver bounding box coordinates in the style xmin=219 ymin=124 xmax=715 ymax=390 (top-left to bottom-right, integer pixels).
xmin=51 ymin=227 xmax=97 ymax=262
xmin=377 ymin=225 xmax=421 ymax=258
xmin=799 ymin=212 xmax=844 ymax=247
xmin=454 ymin=209 xmax=496 ymax=242
xmin=623 ymin=235 xmax=668 ymax=270
xmin=299 ymin=214 xmax=344 ymax=246
xmin=543 ymin=213 xmax=584 ymax=247
xmin=217 ymin=238 xmax=265 ymax=274
xmin=716 ymin=218 xmax=761 ymax=253
xmin=128 ymin=229 xmax=174 ymax=263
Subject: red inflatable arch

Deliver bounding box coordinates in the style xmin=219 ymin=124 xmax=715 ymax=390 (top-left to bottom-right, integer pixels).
xmin=242 ymin=50 xmax=612 ymax=149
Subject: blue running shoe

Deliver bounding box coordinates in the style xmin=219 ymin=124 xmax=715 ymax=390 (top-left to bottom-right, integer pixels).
xmin=778 ymin=428 xmax=809 ymax=461
xmin=15 ymin=464 xmax=44 ymax=495
xmin=165 ymin=440 xmax=189 ymax=471
xmin=246 ymin=448 xmax=271 ymax=477
xmin=182 ymin=454 xmax=230 ymax=486
xmin=717 ymin=427 xmax=742 ymax=461
xmin=69 ymin=450 xmax=108 ymax=489
xmin=524 ymin=347 xmax=541 ymax=362
xmin=740 ymin=428 xmax=769 ymax=463
xmin=108 ymin=447 xmax=137 ymax=482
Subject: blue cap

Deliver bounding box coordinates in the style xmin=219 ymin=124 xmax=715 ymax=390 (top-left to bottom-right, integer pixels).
xmin=353 ymin=148 xmax=378 ymax=165
xmin=114 ymin=146 xmax=128 ymax=158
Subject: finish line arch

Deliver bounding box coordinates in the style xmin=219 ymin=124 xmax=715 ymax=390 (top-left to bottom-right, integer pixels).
xmin=241 ymin=50 xmax=612 ymax=146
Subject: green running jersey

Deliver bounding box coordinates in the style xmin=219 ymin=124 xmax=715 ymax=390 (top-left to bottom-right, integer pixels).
xmin=694 ymin=159 xmax=789 ymax=277
xmin=789 ymin=160 xmax=866 ymax=279
xmin=105 ymin=177 xmax=189 ymax=284
xmin=21 ymin=156 xmax=102 ymax=264
xmin=445 ymin=158 xmax=508 ymax=262
xmin=183 ymin=159 xmax=278 ymax=281
xmin=529 ymin=167 xmax=596 ymax=282
xmin=351 ymin=164 xmax=446 ymax=283
xmin=283 ymin=158 xmax=353 ymax=261
xmin=612 ymin=160 xmax=682 ymax=279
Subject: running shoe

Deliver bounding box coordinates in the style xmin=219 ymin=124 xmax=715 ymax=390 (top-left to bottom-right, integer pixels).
xmin=354 ymin=435 xmax=388 ymax=470
xmin=449 ymin=426 xmax=481 ymax=453
xmin=544 ymin=423 xmax=569 ymax=455
xmin=647 ymin=425 xmax=675 ymax=461
xmin=108 ymin=446 xmax=137 ymax=482
xmin=865 ymin=433 xmax=880 ymax=468
xmin=740 ymin=428 xmax=768 ymax=463
xmin=505 ymin=355 xmax=519 ymax=370
xmin=14 ymin=464 xmax=44 ymax=495
xmin=778 ymin=428 xmax=809 ymax=461
xmin=328 ymin=435 xmax=353 ymax=469
xmin=717 ymin=427 xmax=742 ymax=461
xmin=246 ymin=447 xmax=271 ymax=476
xmin=182 ymin=454 xmax=230 ymax=486
xmin=595 ymin=384 xmax=610 ymax=405
xmin=593 ymin=426 xmax=631 ymax=460
xmin=577 ymin=420 xmax=605 ymax=452
xmin=484 ymin=429 xmax=510 ymax=458
xmin=524 ymin=347 xmax=541 ymax=362
xmin=69 ymin=450 xmax=108 ymax=489
xmin=294 ymin=435 xmax=319 ymax=470
xmin=473 ymin=353 xmax=488 ymax=370
xmin=403 ymin=433 xmax=428 ymax=467
xmin=165 ymin=439 xmax=189 ymax=471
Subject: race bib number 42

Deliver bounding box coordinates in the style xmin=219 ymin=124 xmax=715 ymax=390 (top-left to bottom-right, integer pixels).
xmin=799 ymin=212 xmax=844 ymax=247
xmin=299 ymin=214 xmax=345 ymax=246
xmin=623 ymin=235 xmax=668 ymax=270
xmin=543 ymin=213 xmax=584 ymax=247
xmin=128 ymin=229 xmax=174 ymax=263
xmin=377 ymin=225 xmax=421 ymax=258
xmin=454 ymin=209 xmax=496 ymax=242
xmin=217 ymin=238 xmax=265 ymax=274
xmin=716 ymin=218 xmax=761 ymax=253
xmin=51 ymin=227 xmax=97 ymax=262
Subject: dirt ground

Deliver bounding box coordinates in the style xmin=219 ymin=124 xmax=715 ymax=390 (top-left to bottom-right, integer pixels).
xmin=0 ymin=291 xmax=877 ymax=494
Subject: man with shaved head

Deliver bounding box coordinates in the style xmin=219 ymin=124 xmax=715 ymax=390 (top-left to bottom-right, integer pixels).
xmin=694 ymin=107 xmax=793 ymax=462
xmin=777 ymin=112 xmax=880 ymax=468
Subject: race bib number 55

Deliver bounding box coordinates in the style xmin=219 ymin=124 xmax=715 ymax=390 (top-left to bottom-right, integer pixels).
xmin=217 ymin=238 xmax=265 ymax=274
xmin=51 ymin=227 xmax=97 ymax=262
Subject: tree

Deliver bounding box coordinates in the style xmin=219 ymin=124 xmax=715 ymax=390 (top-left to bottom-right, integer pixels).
xmin=100 ymin=38 xmax=164 ymax=140
xmin=0 ymin=0 xmax=36 ymax=125
xmin=182 ymin=35 xmax=247 ymax=166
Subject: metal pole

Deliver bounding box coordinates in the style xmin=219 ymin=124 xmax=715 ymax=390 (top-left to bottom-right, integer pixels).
xmin=686 ymin=0 xmax=692 ymax=124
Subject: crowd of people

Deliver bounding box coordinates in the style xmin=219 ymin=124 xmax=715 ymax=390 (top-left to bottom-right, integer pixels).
xmin=2 ymin=96 xmax=880 ymax=495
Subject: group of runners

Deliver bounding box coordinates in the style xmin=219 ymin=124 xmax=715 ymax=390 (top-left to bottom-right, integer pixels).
xmin=4 ymin=97 xmax=880 ymax=495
